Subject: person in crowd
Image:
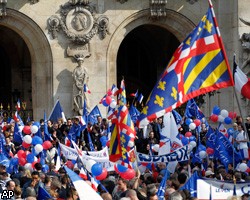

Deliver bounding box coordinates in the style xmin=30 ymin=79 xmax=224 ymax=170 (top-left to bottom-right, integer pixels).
xmin=236 ymin=124 xmax=249 ymax=159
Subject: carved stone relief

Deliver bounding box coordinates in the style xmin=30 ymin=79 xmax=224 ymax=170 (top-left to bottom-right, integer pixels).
xmin=150 ymin=0 xmax=167 ymax=18
xmin=0 ymin=0 xmax=7 ymax=17
xmin=48 ymin=0 xmax=109 ymax=61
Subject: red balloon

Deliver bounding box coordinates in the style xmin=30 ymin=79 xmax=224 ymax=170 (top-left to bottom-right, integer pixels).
xmin=23 ymin=125 xmax=31 ymax=134
xmin=17 ymin=150 xmax=26 ymax=159
xmin=66 ymin=161 xmax=74 ymax=169
xmin=107 ymin=89 xmax=113 ymax=96
xmin=206 ymin=147 xmax=214 ymax=155
xmin=120 ymin=168 xmax=136 ymax=180
xmin=228 ymin=111 xmax=237 ymax=119
xmin=95 ymin=168 xmax=108 ymax=180
xmin=42 ymin=141 xmax=52 ymax=150
xmin=210 ymin=114 xmax=218 ymax=122
xmin=105 ymin=96 xmax=112 ymax=105
xmin=106 ymin=140 xmax=110 ymax=147
xmin=18 ymin=157 xmax=27 ymax=166
xmin=194 ymin=119 xmax=201 ymax=127
xmin=185 ymin=132 xmax=192 ymax=138
xmin=22 ymin=141 xmax=31 ymax=149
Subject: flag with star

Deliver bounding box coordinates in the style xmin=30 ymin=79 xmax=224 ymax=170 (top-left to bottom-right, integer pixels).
xmin=138 ymin=1 xmax=234 ymax=127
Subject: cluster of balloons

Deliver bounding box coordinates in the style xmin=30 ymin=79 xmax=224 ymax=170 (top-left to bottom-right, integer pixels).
xmin=85 ymin=159 xmax=107 ymax=181
xmin=210 ymin=106 xmax=236 ymax=124
xmin=114 ymin=163 xmax=136 ymax=180
xmin=101 ymin=95 xmax=117 ymax=109
xmin=22 ymin=122 xmax=40 ymax=135
xmin=185 ymin=118 xmax=201 ymax=131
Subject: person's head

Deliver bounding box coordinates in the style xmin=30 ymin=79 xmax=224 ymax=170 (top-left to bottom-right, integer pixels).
xmin=51 ymin=179 xmax=62 ymax=191
xmin=126 ymin=189 xmax=139 ymax=200
xmin=34 ymin=163 xmax=42 ymax=171
xmin=238 ymin=124 xmax=244 ymax=131
xmin=100 ymin=192 xmax=112 ymax=200
xmin=149 ymin=131 xmax=155 ymax=138
xmin=177 ymin=173 xmax=187 ymax=185
xmin=14 ymin=185 xmax=22 ymax=198
xmin=66 ymin=187 xmax=79 ymax=200
xmin=233 ymin=123 xmax=238 ymax=130
xmin=169 ymin=191 xmax=183 ymax=200
xmin=31 ymin=171 xmax=40 ymax=182
xmin=6 ymin=180 xmax=15 ymax=191
xmin=26 ymin=187 xmax=37 ymax=197
xmin=117 ymin=178 xmax=128 ymax=192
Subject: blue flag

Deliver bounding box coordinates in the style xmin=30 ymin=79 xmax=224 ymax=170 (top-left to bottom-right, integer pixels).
xmin=43 ymin=111 xmax=52 ymax=141
xmin=138 ymin=3 xmax=234 ymax=127
xmin=88 ymin=132 xmax=95 ymax=151
xmin=172 ymin=110 xmax=182 ymax=125
xmin=157 ymin=168 xmax=169 ymax=200
xmin=129 ymin=104 xmax=140 ymax=124
xmin=13 ymin=123 xmax=23 ymax=145
xmin=0 ymin=154 xmax=10 ymax=168
xmin=184 ymin=99 xmax=205 ymax=120
xmin=180 ymin=171 xmax=199 ymax=197
xmin=37 ymin=186 xmax=52 ymax=200
xmin=68 ymin=123 xmax=81 ymax=142
xmin=88 ymin=105 xmax=102 ymax=125
xmin=48 ymin=99 xmax=66 ymax=123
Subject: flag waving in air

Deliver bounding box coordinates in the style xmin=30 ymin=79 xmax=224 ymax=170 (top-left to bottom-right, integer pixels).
xmin=138 ymin=1 xmax=234 ymax=127
xmin=233 ymin=56 xmax=250 ymax=99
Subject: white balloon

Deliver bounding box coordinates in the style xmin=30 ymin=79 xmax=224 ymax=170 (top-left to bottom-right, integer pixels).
xmin=189 ymin=141 xmax=197 ymax=148
xmin=220 ymin=109 xmax=229 ymax=118
xmin=109 ymin=100 xmax=117 ymax=109
xmin=23 ymin=135 xmax=32 ymax=144
xmin=85 ymin=159 xmax=96 ymax=172
xmin=189 ymin=123 xmax=196 ymax=130
xmin=34 ymin=144 xmax=43 ymax=153
xmin=239 ymin=163 xmax=248 ymax=172
xmin=30 ymin=125 xmax=39 ymax=134
xmin=218 ymin=115 xmax=225 ymax=122
xmin=199 ymin=150 xmax=207 ymax=159
xmin=24 ymin=163 xmax=33 ymax=171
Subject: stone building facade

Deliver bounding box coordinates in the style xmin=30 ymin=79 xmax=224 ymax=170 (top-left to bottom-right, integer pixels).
xmin=0 ymin=0 xmax=249 ymax=121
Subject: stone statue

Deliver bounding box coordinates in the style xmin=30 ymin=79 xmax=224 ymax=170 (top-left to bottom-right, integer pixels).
xmin=72 ymin=57 xmax=89 ymax=115
xmin=71 ymin=12 xmax=88 ymax=31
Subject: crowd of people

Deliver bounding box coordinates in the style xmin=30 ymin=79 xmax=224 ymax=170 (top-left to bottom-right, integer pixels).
xmin=0 ymin=112 xmax=250 ymax=200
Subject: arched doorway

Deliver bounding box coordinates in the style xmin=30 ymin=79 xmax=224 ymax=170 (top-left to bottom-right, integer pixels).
xmin=0 ymin=26 xmax=32 ymax=120
xmin=0 ymin=9 xmax=53 ymax=121
xmin=117 ymin=24 xmax=179 ymax=105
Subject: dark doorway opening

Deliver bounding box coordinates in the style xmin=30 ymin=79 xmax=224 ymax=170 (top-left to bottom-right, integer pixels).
xmin=0 ymin=26 xmax=32 ymax=120
xmin=117 ymin=24 xmax=180 ymax=106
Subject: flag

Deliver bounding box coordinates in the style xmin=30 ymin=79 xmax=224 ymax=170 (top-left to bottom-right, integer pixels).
xmin=172 ymin=109 xmax=183 ymax=126
xmin=184 ymin=99 xmax=205 ymax=120
xmin=180 ymin=171 xmax=199 ymax=197
xmin=138 ymin=2 xmax=234 ymax=127
xmin=157 ymin=169 xmax=169 ymax=200
xmin=129 ymin=104 xmax=140 ymax=124
xmin=13 ymin=111 xmax=24 ymax=126
xmin=13 ymin=123 xmax=23 ymax=145
xmin=37 ymin=186 xmax=52 ymax=200
xmin=233 ymin=56 xmax=250 ymax=99
xmin=137 ymin=93 xmax=144 ymax=104
xmin=64 ymin=166 xmax=103 ymax=200
xmin=16 ymin=99 xmax=21 ymax=111
xmin=48 ymin=99 xmax=66 ymax=123
xmin=88 ymin=132 xmax=95 ymax=151
xmin=79 ymin=167 xmax=88 ymax=180
xmin=88 ymin=105 xmax=102 ymax=125
xmin=91 ymin=177 xmax=99 ymax=191
xmin=55 ymin=146 xmax=61 ymax=171
xmin=130 ymin=90 xmax=138 ymax=97
xmin=84 ymin=84 xmax=91 ymax=94
xmin=118 ymin=79 xmax=126 ymax=106
xmin=43 ymin=111 xmax=52 ymax=141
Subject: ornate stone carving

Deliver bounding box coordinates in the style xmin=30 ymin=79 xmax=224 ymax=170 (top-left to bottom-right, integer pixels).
xmin=0 ymin=0 xmax=7 ymax=17
xmin=150 ymin=0 xmax=167 ymax=18
xmin=48 ymin=1 xmax=109 ymax=44
xmin=240 ymin=18 xmax=250 ymax=51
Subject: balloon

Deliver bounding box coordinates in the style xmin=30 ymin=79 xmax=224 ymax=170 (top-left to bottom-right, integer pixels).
xmin=213 ymin=106 xmax=220 ymax=115
xmin=106 ymin=140 xmax=110 ymax=147
xmin=185 ymin=118 xmax=193 ymax=126
xmin=115 ymin=164 xmax=128 ymax=173
xmin=85 ymin=160 xmax=96 ymax=172
xmin=42 ymin=164 xmax=49 ymax=173
xmin=42 ymin=141 xmax=52 ymax=150
xmin=220 ymin=109 xmax=229 ymax=118
xmin=18 ymin=157 xmax=27 ymax=166
xmin=100 ymin=136 xmax=107 ymax=147
xmin=32 ymin=121 xmax=40 ymax=128
xmin=110 ymin=100 xmax=117 ymax=109
xmin=34 ymin=144 xmax=43 ymax=154
xmin=105 ymin=96 xmax=112 ymax=105
xmin=189 ymin=141 xmax=197 ymax=148
xmin=23 ymin=126 xmax=31 ymax=134
xmin=107 ymin=89 xmax=113 ymax=96
xmin=120 ymin=168 xmax=136 ymax=180
xmin=17 ymin=150 xmax=26 ymax=159
xmin=102 ymin=98 xmax=109 ymax=107
xmin=218 ymin=115 xmax=225 ymax=123
xmin=26 ymin=153 xmax=35 ymax=163
xmin=198 ymin=144 xmax=206 ymax=152
xmin=199 ymin=150 xmax=207 ymax=159
xmin=91 ymin=163 xmax=103 ymax=176
xmin=32 ymin=136 xmax=43 ymax=145
xmin=22 ymin=141 xmax=31 ymax=149
xmin=152 ymin=144 xmax=159 ymax=152
xmin=210 ymin=114 xmax=218 ymax=122
xmin=227 ymin=128 xmax=234 ymax=135
xmin=66 ymin=160 xmax=74 ymax=169
xmin=23 ymin=135 xmax=32 ymax=144
xmin=95 ymin=168 xmax=108 ymax=180
xmin=10 ymin=158 xmax=19 ymax=166
xmin=181 ymin=137 xmax=189 ymax=145
xmin=30 ymin=125 xmax=39 ymax=134
xmin=24 ymin=163 xmax=33 ymax=171
xmin=206 ymin=147 xmax=214 ymax=155
xmin=228 ymin=111 xmax=237 ymax=119
xmin=189 ymin=123 xmax=196 ymax=130
xmin=224 ymin=117 xmax=232 ymax=124
xmin=189 ymin=135 xmax=196 ymax=142
xmin=185 ymin=132 xmax=192 ymax=138
xmin=194 ymin=119 xmax=201 ymax=127
xmin=239 ymin=163 xmax=248 ymax=172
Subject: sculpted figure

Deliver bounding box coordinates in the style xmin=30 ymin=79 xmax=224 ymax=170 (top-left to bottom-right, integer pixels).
xmin=72 ymin=57 xmax=89 ymax=115
xmin=71 ymin=12 xmax=88 ymax=31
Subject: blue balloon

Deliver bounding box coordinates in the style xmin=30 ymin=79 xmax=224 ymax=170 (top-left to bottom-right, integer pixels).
xmin=185 ymin=118 xmax=193 ymax=126
xmin=227 ymin=127 xmax=234 ymax=135
xmin=189 ymin=136 xmax=196 ymax=142
xmin=102 ymin=99 xmax=109 ymax=107
xmin=32 ymin=136 xmax=43 ymax=145
xmin=213 ymin=106 xmax=221 ymax=115
xmin=198 ymin=144 xmax=206 ymax=152
xmin=32 ymin=121 xmax=40 ymax=128
xmin=10 ymin=158 xmax=19 ymax=166
xmin=42 ymin=164 xmax=49 ymax=173
xmin=26 ymin=153 xmax=35 ymax=163
xmin=117 ymin=164 xmax=128 ymax=173
xmin=181 ymin=137 xmax=189 ymax=145
xmin=224 ymin=117 xmax=232 ymax=124
xmin=91 ymin=163 xmax=103 ymax=176
xmin=100 ymin=136 xmax=107 ymax=147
